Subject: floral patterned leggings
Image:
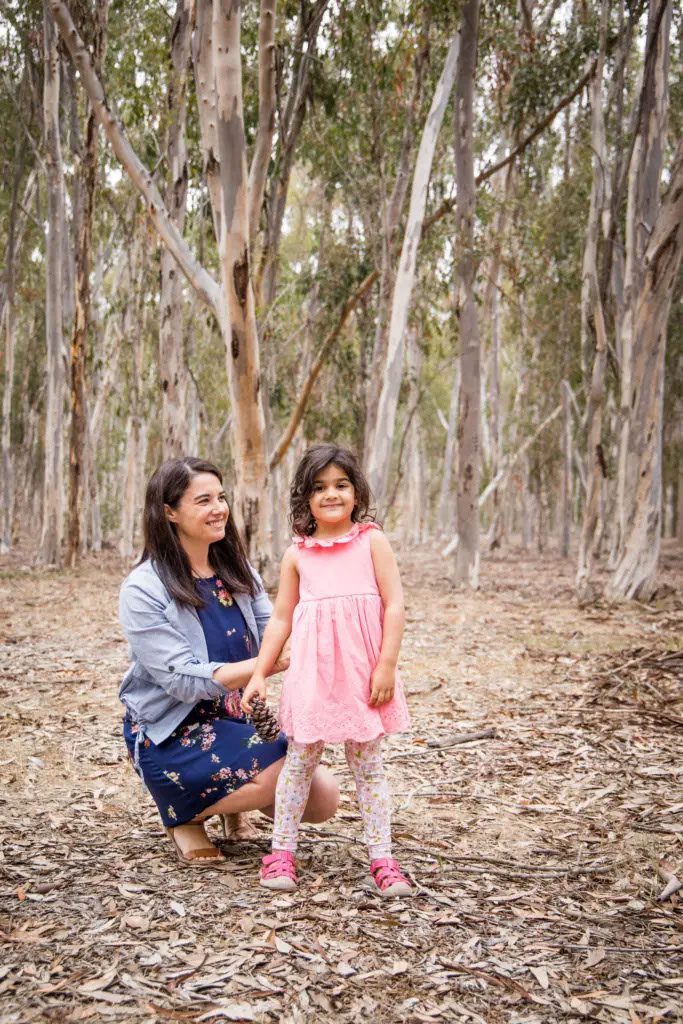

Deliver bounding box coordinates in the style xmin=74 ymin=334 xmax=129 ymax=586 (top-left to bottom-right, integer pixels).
xmin=272 ymin=738 xmax=392 ymax=860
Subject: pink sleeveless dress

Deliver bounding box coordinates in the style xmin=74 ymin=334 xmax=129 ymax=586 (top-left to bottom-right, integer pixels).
xmin=278 ymin=522 xmax=411 ymax=744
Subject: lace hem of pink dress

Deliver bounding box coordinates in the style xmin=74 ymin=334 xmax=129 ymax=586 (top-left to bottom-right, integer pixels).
xmin=292 ymin=521 xmax=380 ymax=548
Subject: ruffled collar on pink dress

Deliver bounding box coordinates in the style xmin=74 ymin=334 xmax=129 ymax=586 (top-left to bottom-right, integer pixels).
xmin=293 ymin=521 xmax=379 ymax=548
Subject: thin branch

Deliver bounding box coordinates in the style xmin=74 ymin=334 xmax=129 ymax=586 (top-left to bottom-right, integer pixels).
xmin=248 ymin=0 xmax=276 ymax=242
xmin=268 ymin=269 xmax=378 ymax=469
xmin=49 ymin=0 xmax=221 ymax=317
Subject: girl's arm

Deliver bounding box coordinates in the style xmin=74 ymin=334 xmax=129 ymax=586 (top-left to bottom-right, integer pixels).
xmin=369 ymin=530 xmax=405 ymax=706
xmin=241 ymin=546 xmax=300 ymax=712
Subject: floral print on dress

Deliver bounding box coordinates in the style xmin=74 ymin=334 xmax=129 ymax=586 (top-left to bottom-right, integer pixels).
xmin=163 ymin=770 xmax=184 ymax=789
xmin=210 ymin=757 xmax=260 ymax=794
xmin=222 ymin=690 xmax=244 ymax=720
xmin=212 ymin=578 xmax=233 ymax=606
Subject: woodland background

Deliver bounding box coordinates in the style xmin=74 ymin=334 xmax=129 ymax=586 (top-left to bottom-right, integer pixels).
xmin=1 ymin=4 xmax=683 ymax=1022
xmin=0 ymin=0 xmax=682 ymax=596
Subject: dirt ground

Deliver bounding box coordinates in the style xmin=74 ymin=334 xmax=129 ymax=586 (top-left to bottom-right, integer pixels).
xmin=1 ymin=541 xmax=682 ymax=1024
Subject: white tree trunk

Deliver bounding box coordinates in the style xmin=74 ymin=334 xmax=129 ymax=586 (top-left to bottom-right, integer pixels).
xmin=210 ymin=0 xmax=271 ymax=559
xmin=452 ymin=0 xmax=481 ymax=588
xmin=363 ymin=26 xmax=429 ymax=460
xmin=365 ymin=31 xmax=460 ymax=514
xmin=608 ymin=140 xmax=683 ymax=600
xmin=576 ymin=0 xmax=609 ymax=604
xmin=160 ymin=0 xmax=192 ymax=459
xmin=39 ymin=2 xmax=66 ymax=566
xmin=614 ymin=0 xmax=672 ymax=563
xmin=437 ymin=358 xmax=460 ymax=537
xmin=405 ymin=330 xmax=426 ymax=544
xmin=560 ymin=380 xmax=573 ymax=557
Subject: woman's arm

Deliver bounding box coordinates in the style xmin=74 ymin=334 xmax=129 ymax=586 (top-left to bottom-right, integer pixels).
xmin=241 ymin=547 xmax=300 ymax=712
xmin=368 ymin=530 xmax=406 ymax=706
xmin=120 ymin=582 xmax=234 ymax=701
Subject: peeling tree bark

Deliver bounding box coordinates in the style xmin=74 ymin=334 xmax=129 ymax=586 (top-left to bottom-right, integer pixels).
xmin=39 ymin=2 xmax=66 ymax=566
xmin=67 ymin=0 xmax=108 ymax=567
xmin=0 ymin=166 xmax=27 ymax=554
xmin=211 ymin=0 xmax=270 ymax=558
xmin=452 ymin=0 xmax=481 ymax=588
xmin=608 ymin=139 xmax=683 ymax=600
xmin=608 ymin=0 xmax=677 ymax=600
xmin=576 ymin=0 xmax=609 ymax=605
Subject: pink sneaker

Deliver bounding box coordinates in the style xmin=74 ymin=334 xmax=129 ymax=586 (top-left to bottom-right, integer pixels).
xmin=260 ymin=850 xmax=298 ymax=891
xmin=369 ymin=857 xmax=413 ymax=897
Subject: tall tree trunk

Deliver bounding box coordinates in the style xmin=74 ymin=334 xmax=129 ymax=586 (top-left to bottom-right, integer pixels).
xmin=366 ymin=31 xmax=460 ymax=514
xmin=452 ymin=0 xmax=481 ymax=587
xmin=481 ymin=159 xmax=514 ymax=551
xmin=363 ymin=21 xmax=430 ymax=461
xmin=405 ymin=329 xmax=425 ymax=544
xmin=608 ymin=139 xmax=683 ymax=600
xmin=210 ymin=0 xmax=271 ymax=558
xmin=560 ymin=380 xmax=573 ymax=557
xmin=609 ymin=0 xmax=676 ymax=598
xmin=39 ymin=2 xmax=66 ymax=566
xmin=437 ymin=358 xmax=460 ymax=537
xmin=1 ymin=167 xmax=24 ymax=553
xmin=160 ymin=0 xmax=192 ymax=459
xmin=576 ymin=0 xmax=609 ymax=604
xmin=52 ymin=0 xmax=271 ymax=562
xmin=119 ymin=239 xmax=145 ymax=559
xmin=67 ymin=1 xmax=108 ymax=566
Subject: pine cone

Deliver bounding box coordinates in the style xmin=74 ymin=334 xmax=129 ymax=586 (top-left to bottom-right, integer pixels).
xmin=250 ymin=697 xmax=281 ymax=742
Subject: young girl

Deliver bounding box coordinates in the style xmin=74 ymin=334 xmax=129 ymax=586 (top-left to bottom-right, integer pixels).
xmin=241 ymin=444 xmax=413 ymax=896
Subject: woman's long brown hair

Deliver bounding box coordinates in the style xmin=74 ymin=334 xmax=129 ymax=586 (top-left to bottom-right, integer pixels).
xmin=139 ymin=457 xmax=257 ymax=607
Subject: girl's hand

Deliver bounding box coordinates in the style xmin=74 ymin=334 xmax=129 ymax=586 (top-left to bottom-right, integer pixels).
xmin=241 ymin=675 xmax=267 ymax=714
xmin=271 ymin=641 xmax=290 ymax=675
xmin=369 ymin=663 xmax=395 ymax=707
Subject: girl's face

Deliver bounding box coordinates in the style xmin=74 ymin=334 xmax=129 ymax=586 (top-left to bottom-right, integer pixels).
xmin=165 ymin=472 xmax=229 ymax=547
xmin=309 ymin=463 xmax=356 ymax=529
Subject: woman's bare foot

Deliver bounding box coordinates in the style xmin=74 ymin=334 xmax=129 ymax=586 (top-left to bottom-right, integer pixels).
xmin=221 ymin=812 xmax=260 ymax=842
xmin=167 ymin=822 xmax=225 ymax=861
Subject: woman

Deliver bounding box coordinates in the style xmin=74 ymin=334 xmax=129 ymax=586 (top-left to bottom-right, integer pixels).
xmin=119 ymin=457 xmax=339 ymax=866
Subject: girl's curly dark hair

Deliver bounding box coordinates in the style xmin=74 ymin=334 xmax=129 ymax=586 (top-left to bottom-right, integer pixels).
xmin=290 ymin=444 xmax=376 ymax=537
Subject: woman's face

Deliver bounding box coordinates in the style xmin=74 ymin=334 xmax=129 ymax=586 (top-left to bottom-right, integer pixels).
xmin=165 ymin=472 xmax=229 ymax=547
xmin=309 ymin=462 xmax=356 ymax=527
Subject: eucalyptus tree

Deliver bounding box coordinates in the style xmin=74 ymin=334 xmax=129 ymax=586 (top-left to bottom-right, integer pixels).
xmin=39 ymin=0 xmax=66 ymax=566
xmin=451 ymin=0 xmax=481 ymax=586
xmin=50 ymin=0 xmax=278 ymax=559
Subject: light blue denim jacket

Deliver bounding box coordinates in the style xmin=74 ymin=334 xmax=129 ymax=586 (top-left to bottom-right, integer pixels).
xmin=118 ymin=559 xmax=272 ymax=753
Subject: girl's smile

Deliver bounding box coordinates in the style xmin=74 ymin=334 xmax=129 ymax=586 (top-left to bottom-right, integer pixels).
xmin=309 ymin=463 xmax=356 ymax=534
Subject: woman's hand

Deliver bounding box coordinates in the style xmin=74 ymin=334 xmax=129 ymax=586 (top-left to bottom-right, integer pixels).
xmin=369 ymin=662 xmax=395 ymax=707
xmin=241 ymin=674 xmax=267 ymax=714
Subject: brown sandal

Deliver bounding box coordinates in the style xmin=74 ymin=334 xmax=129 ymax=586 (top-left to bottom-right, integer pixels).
xmin=165 ymin=825 xmax=226 ymax=868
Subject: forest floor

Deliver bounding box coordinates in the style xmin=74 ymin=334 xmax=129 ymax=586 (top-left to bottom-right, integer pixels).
xmin=1 ymin=541 xmax=682 ymax=1024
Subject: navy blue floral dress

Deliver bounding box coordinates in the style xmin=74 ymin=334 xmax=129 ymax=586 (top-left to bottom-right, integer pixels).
xmin=123 ymin=576 xmax=287 ymax=826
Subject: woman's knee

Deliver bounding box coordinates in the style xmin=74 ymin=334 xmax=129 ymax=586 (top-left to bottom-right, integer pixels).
xmin=303 ymin=765 xmax=339 ymax=823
